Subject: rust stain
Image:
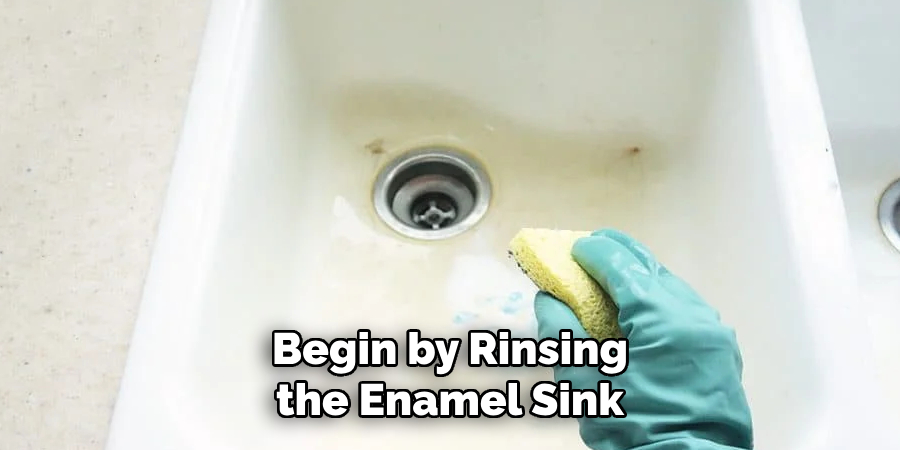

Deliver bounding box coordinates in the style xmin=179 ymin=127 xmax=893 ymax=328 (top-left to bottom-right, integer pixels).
xmin=365 ymin=138 xmax=386 ymax=155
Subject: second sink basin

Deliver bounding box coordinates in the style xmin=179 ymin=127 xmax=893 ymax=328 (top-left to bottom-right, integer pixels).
xmin=801 ymin=0 xmax=900 ymax=430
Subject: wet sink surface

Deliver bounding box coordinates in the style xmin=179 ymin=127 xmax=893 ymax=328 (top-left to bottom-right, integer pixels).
xmin=106 ymin=1 xmax=896 ymax=449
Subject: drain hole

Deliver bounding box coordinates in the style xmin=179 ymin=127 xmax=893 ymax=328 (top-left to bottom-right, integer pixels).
xmin=410 ymin=192 xmax=458 ymax=230
xmin=880 ymin=178 xmax=900 ymax=253
xmin=373 ymin=147 xmax=491 ymax=240
xmin=391 ymin=172 xmax=474 ymax=231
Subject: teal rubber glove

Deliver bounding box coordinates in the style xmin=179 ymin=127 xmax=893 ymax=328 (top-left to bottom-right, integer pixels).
xmin=534 ymin=229 xmax=753 ymax=450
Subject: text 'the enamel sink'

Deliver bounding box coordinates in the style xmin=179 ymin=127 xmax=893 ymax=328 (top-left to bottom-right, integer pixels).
xmin=106 ymin=1 xmax=897 ymax=449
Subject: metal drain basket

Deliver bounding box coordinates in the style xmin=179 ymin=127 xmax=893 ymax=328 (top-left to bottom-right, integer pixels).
xmin=372 ymin=147 xmax=491 ymax=240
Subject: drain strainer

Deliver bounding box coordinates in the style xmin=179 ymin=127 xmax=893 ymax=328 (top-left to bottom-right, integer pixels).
xmin=879 ymin=178 xmax=900 ymax=253
xmin=373 ymin=147 xmax=491 ymax=240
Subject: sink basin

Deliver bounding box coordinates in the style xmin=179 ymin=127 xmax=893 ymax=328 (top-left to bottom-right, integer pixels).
xmin=106 ymin=1 xmax=897 ymax=449
xmin=801 ymin=0 xmax=900 ymax=428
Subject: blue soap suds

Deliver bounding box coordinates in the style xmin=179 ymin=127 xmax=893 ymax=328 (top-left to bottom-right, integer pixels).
xmin=451 ymin=291 xmax=537 ymax=339
xmin=452 ymin=311 xmax=479 ymax=325
xmin=502 ymin=291 xmax=526 ymax=314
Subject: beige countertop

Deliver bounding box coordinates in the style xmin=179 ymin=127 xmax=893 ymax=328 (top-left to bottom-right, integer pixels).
xmin=0 ymin=1 xmax=209 ymax=448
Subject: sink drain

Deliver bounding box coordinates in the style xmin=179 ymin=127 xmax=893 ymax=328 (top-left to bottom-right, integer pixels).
xmin=373 ymin=147 xmax=491 ymax=240
xmin=879 ymin=178 xmax=900 ymax=253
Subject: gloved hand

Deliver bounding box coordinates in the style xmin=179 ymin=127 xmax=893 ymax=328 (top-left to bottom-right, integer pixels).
xmin=534 ymin=229 xmax=753 ymax=450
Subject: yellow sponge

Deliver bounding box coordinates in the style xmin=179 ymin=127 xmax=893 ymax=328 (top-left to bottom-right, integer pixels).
xmin=508 ymin=228 xmax=622 ymax=340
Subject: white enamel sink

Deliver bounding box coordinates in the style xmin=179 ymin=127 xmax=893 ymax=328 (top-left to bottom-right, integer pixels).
xmin=801 ymin=0 xmax=900 ymax=428
xmin=106 ymin=1 xmax=897 ymax=449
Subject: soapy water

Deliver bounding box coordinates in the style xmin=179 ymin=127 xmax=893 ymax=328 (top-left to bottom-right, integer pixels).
xmin=442 ymin=253 xmax=540 ymax=340
xmin=451 ymin=290 xmax=539 ymax=339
